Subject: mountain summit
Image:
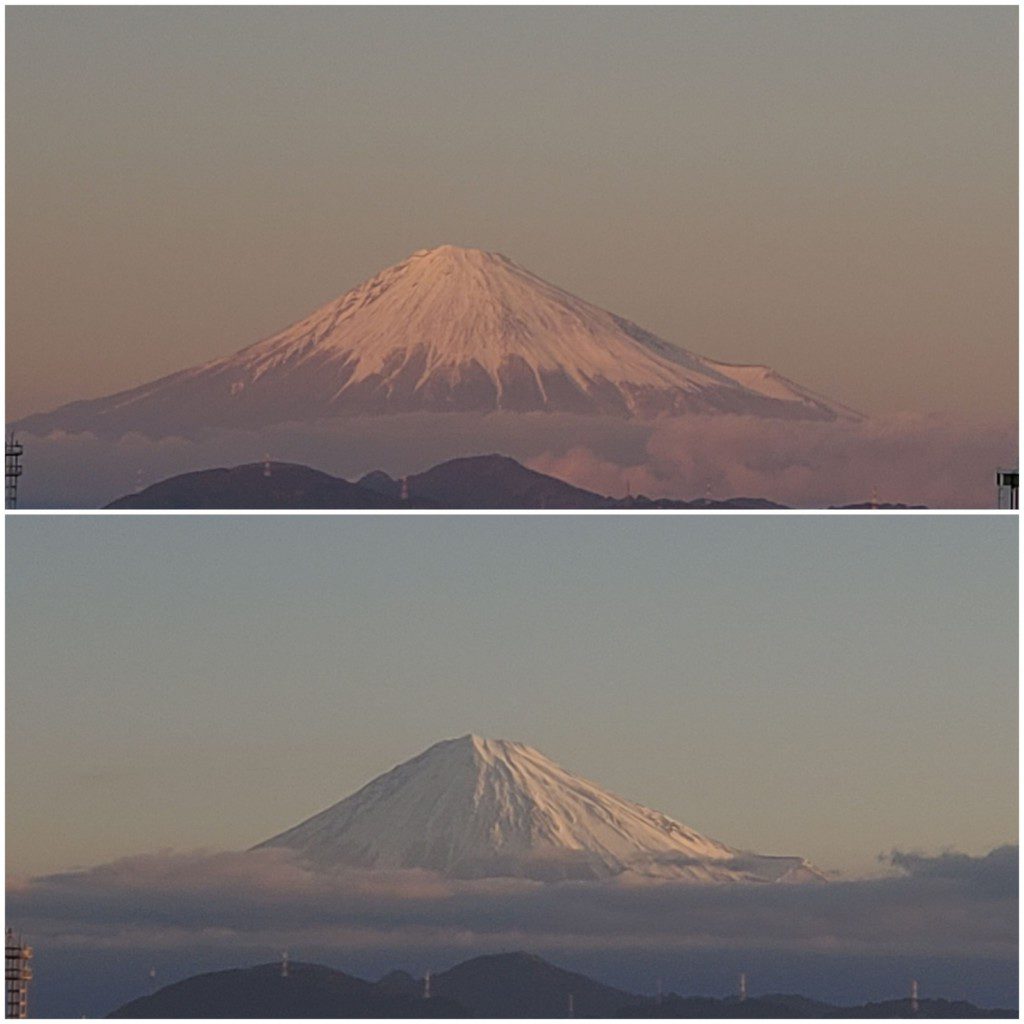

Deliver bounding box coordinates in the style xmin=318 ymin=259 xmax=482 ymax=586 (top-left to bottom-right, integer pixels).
xmin=16 ymin=245 xmax=855 ymax=437
xmin=253 ymin=735 xmax=824 ymax=883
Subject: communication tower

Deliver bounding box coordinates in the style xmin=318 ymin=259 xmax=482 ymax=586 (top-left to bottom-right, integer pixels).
xmin=5 ymin=930 xmax=32 ymax=1019
xmin=738 ymin=972 xmax=747 ymax=1003
xmin=5 ymin=436 xmax=23 ymax=509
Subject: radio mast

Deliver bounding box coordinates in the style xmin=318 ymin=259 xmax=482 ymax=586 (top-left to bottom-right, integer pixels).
xmin=5 ymin=929 xmax=33 ymax=1019
xmin=5 ymin=435 xmax=23 ymax=509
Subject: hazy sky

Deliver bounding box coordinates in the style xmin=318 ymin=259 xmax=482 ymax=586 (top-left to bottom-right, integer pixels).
xmin=6 ymin=514 xmax=1016 ymax=878
xmin=6 ymin=6 xmax=1017 ymax=424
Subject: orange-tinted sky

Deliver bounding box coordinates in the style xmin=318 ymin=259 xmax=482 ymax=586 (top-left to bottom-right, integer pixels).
xmin=6 ymin=6 xmax=1017 ymax=423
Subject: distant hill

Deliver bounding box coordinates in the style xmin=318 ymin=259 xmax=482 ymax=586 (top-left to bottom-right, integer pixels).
xmin=107 ymin=961 xmax=464 ymax=1018
xmin=832 ymin=997 xmax=1017 ymax=1018
xmin=830 ymin=503 xmax=929 ymax=510
xmin=105 ymin=462 xmax=429 ymax=509
xmin=624 ymin=992 xmax=1016 ymax=1019
xmin=106 ymin=453 xmax=794 ymax=509
xmin=616 ymin=495 xmax=788 ymax=510
xmin=432 ymin=951 xmax=640 ymax=1016
xmin=366 ymin=454 xmax=608 ymax=509
xmin=106 ymin=953 xmax=1016 ymax=1018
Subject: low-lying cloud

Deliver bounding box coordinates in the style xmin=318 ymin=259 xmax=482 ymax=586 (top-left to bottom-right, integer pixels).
xmin=8 ymin=844 xmax=1016 ymax=959
xmin=526 ymin=414 xmax=1016 ymax=509
xmin=15 ymin=412 xmax=1016 ymax=508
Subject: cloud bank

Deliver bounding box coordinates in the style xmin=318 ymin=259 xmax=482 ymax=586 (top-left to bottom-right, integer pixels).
xmin=9 ymin=844 xmax=1016 ymax=958
xmin=14 ymin=412 xmax=1016 ymax=508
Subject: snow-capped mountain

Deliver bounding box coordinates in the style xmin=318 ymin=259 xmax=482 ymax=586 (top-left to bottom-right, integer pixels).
xmin=254 ymin=735 xmax=824 ymax=884
xmin=15 ymin=245 xmax=856 ymax=437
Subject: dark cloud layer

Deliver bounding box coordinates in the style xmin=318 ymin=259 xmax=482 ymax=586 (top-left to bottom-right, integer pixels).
xmin=15 ymin=412 xmax=1015 ymax=508
xmin=8 ymin=845 xmax=1016 ymax=1016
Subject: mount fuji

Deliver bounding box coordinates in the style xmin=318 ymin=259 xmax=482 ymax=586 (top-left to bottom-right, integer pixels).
xmin=15 ymin=246 xmax=856 ymax=438
xmin=254 ymin=735 xmax=824 ymax=884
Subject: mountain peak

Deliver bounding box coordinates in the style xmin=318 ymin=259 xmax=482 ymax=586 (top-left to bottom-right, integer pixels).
xmin=453 ymin=733 xmax=540 ymax=766
xmin=410 ymin=243 xmax=508 ymax=263
xmin=253 ymin=736 xmax=825 ymax=884
xmin=454 ymin=731 xmax=518 ymax=748
xmin=15 ymin=246 xmax=856 ymax=437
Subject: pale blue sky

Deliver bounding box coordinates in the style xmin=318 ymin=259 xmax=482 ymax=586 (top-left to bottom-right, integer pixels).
xmin=6 ymin=515 xmax=1016 ymax=877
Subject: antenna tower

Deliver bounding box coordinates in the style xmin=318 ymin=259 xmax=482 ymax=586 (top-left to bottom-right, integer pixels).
xmin=739 ymin=972 xmax=747 ymax=1003
xmin=281 ymin=951 xmax=290 ymax=978
xmin=422 ymin=970 xmax=431 ymax=1000
xmin=910 ymin=979 xmax=919 ymax=1013
xmin=5 ymin=929 xmax=32 ymax=1019
xmin=5 ymin=435 xmax=23 ymax=509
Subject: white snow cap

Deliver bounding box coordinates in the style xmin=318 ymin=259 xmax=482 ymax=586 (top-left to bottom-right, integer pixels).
xmin=255 ymin=734 xmax=825 ymax=884
xmin=222 ymin=244 xmax=851 ymax=415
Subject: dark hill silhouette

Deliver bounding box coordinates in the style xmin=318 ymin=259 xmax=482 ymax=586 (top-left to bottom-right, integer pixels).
xmin=106 ymin=454 xmax=795 ymax=509
xmin=375 ymin=969 xmax=421 ymax=998
xmin=830 ymin=503 xmax=929 ymax=510
xmin=408 ymin=454 xmax=607 ymax=508
xmin=623 ymin=992 xmax=1015 ymax=1018
xmin=832 ymin=997 xmax=1016 ymax=1018
xmin=432 ymin=951 xmax=641 ymax=1016
xmin=106 ymin=954 xmax=1016 ymax=1018
xmin=107 ymin=961 xmax=464 ymax=1018
xmin=105 ymin=462 xmax=428 ymax=509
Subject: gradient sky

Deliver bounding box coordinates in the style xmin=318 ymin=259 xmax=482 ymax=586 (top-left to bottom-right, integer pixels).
xmin=6 ymin=514 xmax=1017 ymax=879
xmin=6 ymin=6 xmax=1017 ymax=424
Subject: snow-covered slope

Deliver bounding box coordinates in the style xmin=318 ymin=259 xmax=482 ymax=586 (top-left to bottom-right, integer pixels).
xmin=15 ymin=246 xmax=857 ymax=437
xmin=254 ymin=735 xmax=824 ymax=884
